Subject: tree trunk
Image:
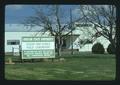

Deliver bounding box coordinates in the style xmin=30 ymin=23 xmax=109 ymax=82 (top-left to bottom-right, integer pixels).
xmin=57 ymin=36 xmax=62 ymax=57
xmin=111 ymin=40 xmax=115 ymax=49
xmin=71 ymin=32 xmax=74 ymax=55
xmin=58 ymin=45 xmax=62 ymax=56
xmin=109 ymin=38 xmax=116 ymax=53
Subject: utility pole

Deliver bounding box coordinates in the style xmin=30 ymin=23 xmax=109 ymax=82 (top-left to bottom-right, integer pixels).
xmin=70 ymin=8 xmax=74 ymax=55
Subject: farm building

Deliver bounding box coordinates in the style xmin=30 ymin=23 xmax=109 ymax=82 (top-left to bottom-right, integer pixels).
xmin=5 ymin=23 xmax=110 ymax=54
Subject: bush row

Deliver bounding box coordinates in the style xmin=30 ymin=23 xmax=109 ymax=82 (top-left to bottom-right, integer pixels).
xmin=92 ymin=42 xmax=115 ymax=54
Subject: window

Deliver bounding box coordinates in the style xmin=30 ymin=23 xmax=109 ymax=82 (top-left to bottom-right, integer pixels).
xmin=86 ymin=39 xmax=93 ymax=44
xmin=79 ymin=39 xmax=93 ymax=44
xmin=76 ymin=24 xmax=93 ymax=27
xmin=7 ymin=40 xmax=20 ymax=45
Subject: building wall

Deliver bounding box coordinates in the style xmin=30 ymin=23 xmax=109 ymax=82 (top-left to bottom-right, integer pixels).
xmin=5 ymin=32 xmax=110 ymax=53
xmin=77 ymin=36 xmax=110 ymax=52
xmin=5 ymin=32 xmax=51 ymax=52
xmin=66 ymin=36 xmax=79 ymax=49
xmin=93 ymin=36 xmax=110 ymax=52
xmin=5 ymin=32 xmax=80 ymax=52
xmin=5 ymin=24 xmax=111 ymax=53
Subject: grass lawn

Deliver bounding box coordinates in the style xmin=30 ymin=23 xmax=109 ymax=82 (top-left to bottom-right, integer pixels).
xmin=5 ymin=52 xmax=116 ymax=80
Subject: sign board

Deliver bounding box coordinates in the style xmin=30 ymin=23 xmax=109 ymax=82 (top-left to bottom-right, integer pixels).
xmin=21 ymin=37 xmax=55 ymax=59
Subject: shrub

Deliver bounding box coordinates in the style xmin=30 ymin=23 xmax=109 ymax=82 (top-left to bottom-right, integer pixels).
xmin=107 ymin=44 xmax=115 ymax=54
xmin=92 ymin=42 xmax=105 ymax=54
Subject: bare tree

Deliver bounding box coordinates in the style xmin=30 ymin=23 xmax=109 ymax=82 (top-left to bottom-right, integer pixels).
xmin=23 ymin=5 xmax=83 ymax=56
xmin=79 ymin=5 xmax=116 ymax=51
xmin=70 ymin=8 xmax=74 ymax=55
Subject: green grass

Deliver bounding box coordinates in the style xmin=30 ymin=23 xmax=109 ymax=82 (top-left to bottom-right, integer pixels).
xmin=5 ymin=52 xmax=116 ymax=80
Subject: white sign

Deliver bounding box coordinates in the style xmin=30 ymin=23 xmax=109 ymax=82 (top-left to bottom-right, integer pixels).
xmin=22 ymin=42 xmax=54 ymax=50
xmin=21 ymin=37 xmax=55 ymax=59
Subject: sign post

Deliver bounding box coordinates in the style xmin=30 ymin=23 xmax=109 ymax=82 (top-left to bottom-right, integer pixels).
xmin=21 ymin=37 xmax=55 ymax=59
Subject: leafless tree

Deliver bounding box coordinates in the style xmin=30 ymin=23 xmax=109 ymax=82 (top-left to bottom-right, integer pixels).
xmin=79 ymin=5 xmax=116 ymax=51
xmin=23 ymin=5 xmax=83 ymax=56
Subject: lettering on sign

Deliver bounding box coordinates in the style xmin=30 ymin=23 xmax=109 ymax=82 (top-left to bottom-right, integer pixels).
xmin=21 ymin=37 xmax=55 ymax=59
